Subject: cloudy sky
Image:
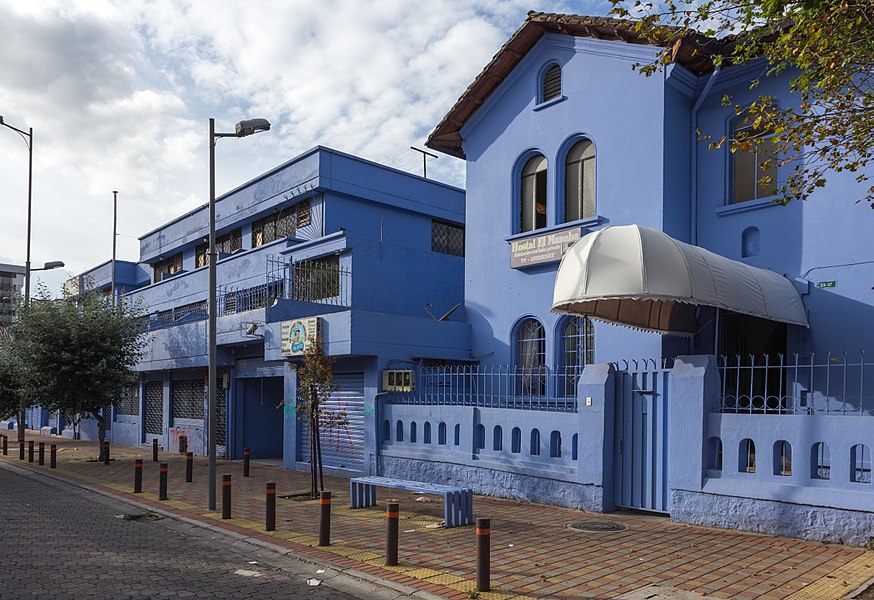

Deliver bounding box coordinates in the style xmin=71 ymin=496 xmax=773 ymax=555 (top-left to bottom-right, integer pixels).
xmin=0 ymin=0 xmax=607 ymax=291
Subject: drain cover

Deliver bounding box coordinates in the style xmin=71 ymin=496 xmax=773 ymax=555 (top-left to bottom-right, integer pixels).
xmin=568 ymin=521 xmax=626 ymax=532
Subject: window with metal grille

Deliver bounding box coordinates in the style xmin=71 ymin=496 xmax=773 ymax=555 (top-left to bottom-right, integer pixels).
xmin=216 ymin=380 xmax=227 ymax=447
xmin=520 ymin=155 xmax=547 ymax=232
xmin=116 ymin=385 xmax=139 ymax=416
xmin=144 ymin=381 xmax=164 ymax=435
xmin=541 ymin=64 xmax=561 ymax=102
xmin=517 ymin=318 xmax=546 ymax=395
xmin=153 ymin=253 xmax=182 ymax=283
xmin=564 ymin=139 xmax=596 ymax=222
xmin=432 ymin=220 xmax=464 ymax=257
xmin=172 ymin=379 xmax=204 ymax=421
xmin=195 ymin=228 xmax=242 ymax=268
xmin=292 ymin=255 xmax=340 ymax=302
xmin=560 ymin=316 xmax=594 ymax=395
xmin=251 ymin=200 xmax=310 ymax=248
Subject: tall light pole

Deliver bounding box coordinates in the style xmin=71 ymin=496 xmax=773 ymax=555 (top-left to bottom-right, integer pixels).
xmin=208 ymin=117 xmax=270 ymax=510
xmin=111 ymin=191 xmax=118 ymax=300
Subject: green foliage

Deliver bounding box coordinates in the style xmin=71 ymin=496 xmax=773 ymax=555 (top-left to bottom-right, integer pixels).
xmin=610 ymin=0 xmax=874 ymax=206
xmin=0 ymin=342 xmax=23 ymax=421
xmin=11 ymin=283 xmax=146 ymax=426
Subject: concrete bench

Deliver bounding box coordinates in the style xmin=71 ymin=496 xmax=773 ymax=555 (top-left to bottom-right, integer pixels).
xmin=349 ymin=476 xmax=474 ymax=528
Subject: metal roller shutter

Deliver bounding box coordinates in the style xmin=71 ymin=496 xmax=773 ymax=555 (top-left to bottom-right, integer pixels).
xmin=299 ymin=373 xmax=365 ymax=473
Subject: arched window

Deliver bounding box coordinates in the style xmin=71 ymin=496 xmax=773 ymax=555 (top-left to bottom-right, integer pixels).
xmin=564 ymin=139 xmax=595 ymax=222
xmin=454 ymin=423 xmax=461 ymax=446
xmin=423 ymin=422 xmax=432 ymax=444
xmin=511 ymin=427 xmax=521 ymax=453
xmin=542 ymin=64 xmax=561 ymax=102
xmin=530 ymin=429 xmax=541 ymax=456
xmin=739 ymin=438 xmax=756 ymax=473
xmin=383 ymin=419 xmax=391 ymax=444
xmin=493 ymin=426 xmax=503 ymax=451
xmin=572 ymin=434 xmax=578 ymax=461
xmin=438 ymin=422 xmax=447 ymax=445
xmin=811 ymin=442 xmax=830 ymax=480
xmin=560 ymin=316 xmax=594 ymax=396
xmin=742 ymin=226 xmax=760 ymax=257
xmin=474 ymin=424 xmax=485 ymax=450
xmin=774 ymin=440 xmax=792 ymax=476
xmin=549 ymin=431 xmax=562 ymax=458
xmin=517 ymin=318 xmax=546 ymax=396
xmin=410 ymin=421 xmax=418 ymax=443
xmin=520 ymin=155 xmax=547 ymax=233
xmin=851 ymin=444 xmax=871 ymax=483
xmin=707 ymin=437 xmax=723 ymax=470
xmin=396 ymin=421 xmax=404 ymax=443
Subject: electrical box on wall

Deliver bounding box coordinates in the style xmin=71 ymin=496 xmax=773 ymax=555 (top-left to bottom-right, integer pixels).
xmin=382 ymin=369 xmax=415 ymax=392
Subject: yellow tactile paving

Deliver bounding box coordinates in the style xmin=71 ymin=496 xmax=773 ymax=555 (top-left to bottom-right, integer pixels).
xmin=420 ymin=572 xmax=469 ymax=586
xmin=785 ymin=551 xmax=874 ymax=600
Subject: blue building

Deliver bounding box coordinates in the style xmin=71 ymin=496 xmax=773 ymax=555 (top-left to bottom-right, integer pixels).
xmin=378 ymin=13 xmax=874 ymax=544
xmin=65 ymin=146 xmax=468 ymax=477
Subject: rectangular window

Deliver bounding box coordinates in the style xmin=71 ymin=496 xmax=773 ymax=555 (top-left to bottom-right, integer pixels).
xmin=732 ymin=124 xmax=778 ymax=204
xmin=251 ymin=200 xmax=311 ymax=248
xmin=431 ymin=220 xmax=465 ymax=257
xmin=115 ymin=385 xmax=140 ymax=417
xmin=292 ymin=255 xmax=340 ymax=302
xmin=198 ymin=228 xmax=243 ymax=267
xmin=171 ymin=378 xmax=205 ymax=421
xmin=153 ymin=253 xmax=183 ymax=283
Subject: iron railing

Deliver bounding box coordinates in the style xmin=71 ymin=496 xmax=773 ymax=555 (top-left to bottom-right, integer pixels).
xmin=267 ymin=255 xmax=351 ymax=306
xmin=386 ymin=365 xmax=584 ymax=412
xmin=717 ymin=353 xmax=874 ymax=416
xmin=218 ymin=280 xmax=284 ymax=316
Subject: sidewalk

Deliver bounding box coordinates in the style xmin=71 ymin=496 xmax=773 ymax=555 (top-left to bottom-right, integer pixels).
xmin=2 ymin=432 xmax=873 ymax=600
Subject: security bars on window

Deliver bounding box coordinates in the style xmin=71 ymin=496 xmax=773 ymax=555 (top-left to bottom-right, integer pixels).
xmin=172 ymin=379 xmax=204 ymax=421
xmin=144 ymin=381 xmax=164 ymax=435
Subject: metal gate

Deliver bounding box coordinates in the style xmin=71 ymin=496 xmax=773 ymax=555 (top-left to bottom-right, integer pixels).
xmin=298 ymin=373 xmax=366 ymax=473
xmin=144 ymin=381 xmax=164 ymax=436
xmin=613 ymin=365 xmax=671 ymax=513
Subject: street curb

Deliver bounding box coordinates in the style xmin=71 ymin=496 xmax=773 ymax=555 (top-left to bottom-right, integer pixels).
xmin=0 ymin=460 xmax=448 ymax=600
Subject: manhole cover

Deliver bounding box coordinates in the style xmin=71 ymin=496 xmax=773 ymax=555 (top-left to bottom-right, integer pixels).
xmin=568 ymin=521 xmax=626 ymax=532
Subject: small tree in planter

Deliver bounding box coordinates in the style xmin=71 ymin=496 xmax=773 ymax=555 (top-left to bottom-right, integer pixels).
xmin=295 ymin=335 xmax=349 ymax=498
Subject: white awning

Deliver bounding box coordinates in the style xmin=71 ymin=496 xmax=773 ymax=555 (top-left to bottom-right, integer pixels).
xmin=552 ymin=225 xmax=808 ymax=336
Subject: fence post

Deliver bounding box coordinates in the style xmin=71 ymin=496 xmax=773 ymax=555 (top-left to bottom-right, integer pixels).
xmin=222 ymin=475 xmax=232 ymax=519
xmin=385 ymin=501 xmax=399 ymax=566
xmin=28 ymin=440 xmax=34 ymax=463
xmin=318 ymin=491 xmax=331 ymax=546
xmin=50 ymin=444 xmax=56 ymax=468
xmin=38 ymin=442 xmax=44 ymax=466
xmin=266 ymin=482 xmax=276 ymax=531
xmin=243 ymin=447 xmax=250 ymax=477
xmin=159 ymin=462 xmax=168 ymax=500
xmin=185 ymin=452 xmax=193 ymax=483
xmin=134 ymin=459 xmax=143 ymax=493
xmin=476 ymin=517 xmax=490 ymax=592
xmin=152 ymin=438 xmax=158 ymax=462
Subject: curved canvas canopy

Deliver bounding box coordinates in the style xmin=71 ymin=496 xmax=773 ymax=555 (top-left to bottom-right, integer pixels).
xmin=552 ymin=225 xmax=808 ymax=336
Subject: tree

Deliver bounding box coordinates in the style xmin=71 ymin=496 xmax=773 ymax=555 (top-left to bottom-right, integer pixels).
xmin=0 ymin=343 xmax=23 ymax=421
xmin=12 ymin=284 xmax=145 ymax=460
xmin=295 ymin=336 xmax=348 ymax=498
xmin=610 ymin=0 xmax=874 ymax=206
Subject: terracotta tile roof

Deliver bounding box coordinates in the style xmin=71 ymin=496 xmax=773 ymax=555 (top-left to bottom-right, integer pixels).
xmin=425 ymin=12 xmax=721 ymax=159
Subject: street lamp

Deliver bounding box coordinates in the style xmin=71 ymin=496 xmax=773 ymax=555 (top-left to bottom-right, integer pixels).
xmin=208 ymin=117 xmax=270 ymax=510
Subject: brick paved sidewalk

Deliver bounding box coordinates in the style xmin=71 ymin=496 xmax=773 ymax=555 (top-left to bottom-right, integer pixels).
xmin=2 ymin=431 xmax=872 ymax=600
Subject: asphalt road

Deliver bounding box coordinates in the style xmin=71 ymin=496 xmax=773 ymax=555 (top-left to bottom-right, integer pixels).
xmin=0 ymin=463 xmax=368 ymax=599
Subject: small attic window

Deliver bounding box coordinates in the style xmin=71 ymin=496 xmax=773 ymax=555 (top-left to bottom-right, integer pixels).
xmin=541 ymin=64 xmax=561 ymax=102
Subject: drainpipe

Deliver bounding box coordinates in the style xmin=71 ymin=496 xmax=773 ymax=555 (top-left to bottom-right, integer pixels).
xmin=690 ymin=66 xmax=721 ymax=246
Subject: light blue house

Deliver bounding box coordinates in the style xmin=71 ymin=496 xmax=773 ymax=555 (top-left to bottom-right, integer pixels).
xmin=378 ymin=12 xmax=874 ymax=544
xmin=66 ymin=146 xmax=468 ymax=476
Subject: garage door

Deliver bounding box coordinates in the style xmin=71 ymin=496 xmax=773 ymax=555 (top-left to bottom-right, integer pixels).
xmin=298 ymin=373 xmax=365 ymax=473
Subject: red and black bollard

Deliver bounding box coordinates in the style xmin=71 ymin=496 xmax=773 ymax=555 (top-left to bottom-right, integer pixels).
xmin=385 ymin=501 xmax=399 ymax=566
xmin=222 ymin=475 xmax=232 ymax=519
xmin=134 ymin=459 xmax=143 ymax=493
xmin=103 ymin=441 xmax=110 ymax=465
xmin=243 ymin=447 xmax=250 ymax=477
xmin=265 ymin=482 xmax=276 ymax=531
xmin=2 ymin=434 xmax=7 ymax=455
xmin=38 ymin=442 xmax=44 ymax=466
xmin=476 ymin=517 xmax=491 ymax=592
xmin=50 ymin=444 xmax=56 ymax=468
xmin=28 ymin=440 xmax=34 ymax=463
xmin=185 ymin=452 xmax=193 ymax=483
xmin=318 ymin=491 xmax=331 ymax=546
xmin=159 ymin=462 xmax=168 ymax=500
xmin=152 ymin=438 xmax=158 ymax=462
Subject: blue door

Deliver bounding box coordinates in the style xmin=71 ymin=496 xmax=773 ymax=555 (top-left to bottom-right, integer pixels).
xmin=613 ymin=367 xmax=671 ymax=513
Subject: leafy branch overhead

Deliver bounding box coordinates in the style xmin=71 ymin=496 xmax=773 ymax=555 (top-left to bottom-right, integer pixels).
xmin=610 ymin=0 xmax=874 ymax=206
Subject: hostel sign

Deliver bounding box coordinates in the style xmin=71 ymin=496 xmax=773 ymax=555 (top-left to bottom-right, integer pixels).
xmin=280 ymin=317 xmax=320 ymax=356
xmin=510 ymin=228 xmax=581 ymax=268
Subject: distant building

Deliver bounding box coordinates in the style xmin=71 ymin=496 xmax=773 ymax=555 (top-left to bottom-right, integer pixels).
xmin=0 ymin=263 xmax=25 ymax=328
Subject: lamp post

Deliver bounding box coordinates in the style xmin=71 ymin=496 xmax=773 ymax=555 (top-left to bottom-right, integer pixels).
xmin=208 ymin=117 xmax=270 ymax=510
xmin=111 ymin=191 xmax=118 ymax=300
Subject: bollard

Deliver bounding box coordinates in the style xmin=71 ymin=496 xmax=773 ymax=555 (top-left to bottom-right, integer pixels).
xmin=50 ymin=444 xmax=56 ymax=468
xmin=152 ymin=438 xmax=158 ymax=462
xmin=159 ymin=462 xmax=168 ymax=500
xmin=385 ymin=501 xmax=399 ymax=566
xmin=243 ymin=447 xmax=250 ymax=477
xmin=28 ymin=440 xmax=34 ymax=463
xmin=134 ymin=459 xmax=143 ymax=493
xmin=38 ymin=442 xmax=44 ymax=466
xmin=222 ymin=475 xmax=232 ymax=519
xmin=18 ymin=440 xmax=24 ymax=460
xmin=476 ymin=517 xmax=491 ymax=592
xmin=265 ymin=482 xmax=276 ymax=531
xmin=318 ymin=491 xmax=331 ymax=546
xmin=103 ymin=441 xmax=110 ymax=465
xmin=2 ymin=434 xmax=7 ymax=455
xmin=185 ymin=452 xmax=193 ymax=483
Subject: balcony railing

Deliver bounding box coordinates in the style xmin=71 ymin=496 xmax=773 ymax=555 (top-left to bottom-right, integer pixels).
xmin=267 ymin=255 xmax=351 ymax=307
